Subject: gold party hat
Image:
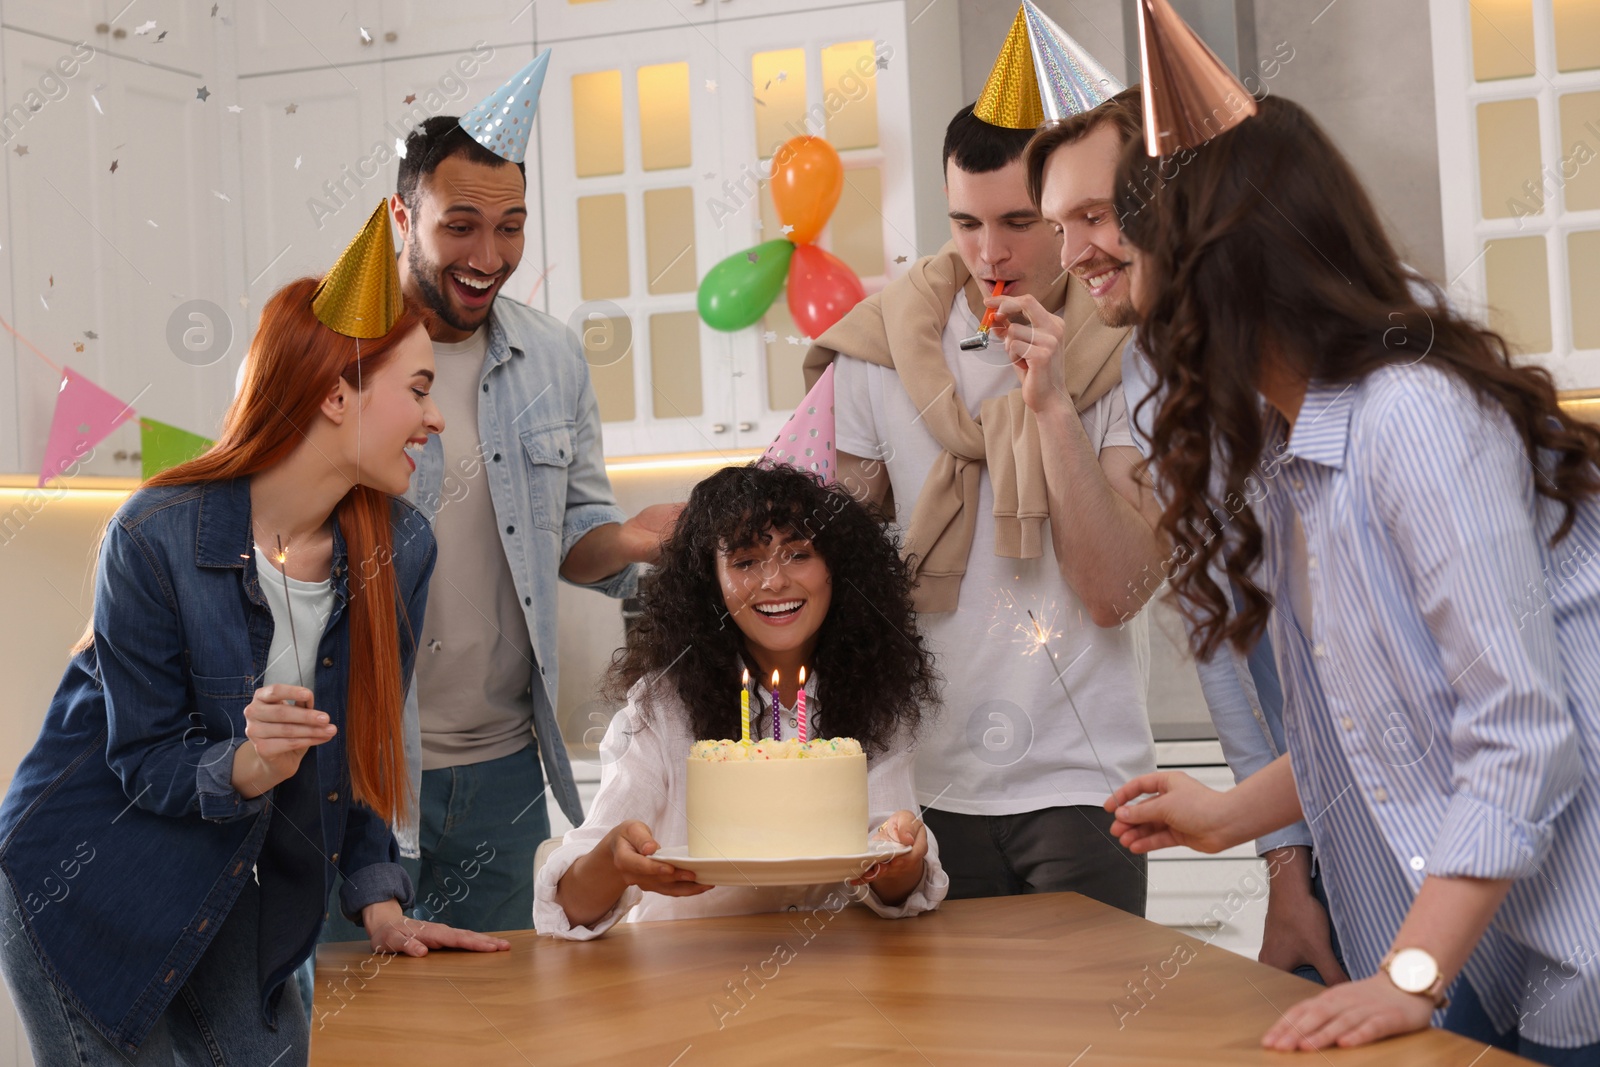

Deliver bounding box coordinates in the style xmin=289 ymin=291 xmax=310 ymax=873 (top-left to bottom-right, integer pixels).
xmin=312 ymin=201 xmax=403 ymax=338
xmin=1137 ymin=0 xmax=1257 ymax=155
xmin=975 ymin=3 xmax=1123 ymax=129
xmin=976 ymin=7 xmax=1044 ymax=129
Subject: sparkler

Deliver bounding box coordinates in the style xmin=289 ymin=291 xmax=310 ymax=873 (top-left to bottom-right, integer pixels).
xmin=1027 ymin=609 xmax=1113 ymax=793
xmin=275 ymin=534 xmax=307 ymax=692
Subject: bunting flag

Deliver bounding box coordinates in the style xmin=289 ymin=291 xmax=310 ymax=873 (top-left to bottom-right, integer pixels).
xmin=763 ymin=363 xmax=835 ymax=483
xmin=139 ymin=417 xmax=213 ymax=480
xmin=37 ymin=367 xmax=136 ymax=487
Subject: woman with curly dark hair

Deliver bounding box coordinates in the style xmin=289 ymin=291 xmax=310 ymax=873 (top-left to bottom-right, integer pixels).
xmin=534 ymin=463 xmax=946 ymax=937
xmin=1101 ymin=96 xmax=1600 ymax=1062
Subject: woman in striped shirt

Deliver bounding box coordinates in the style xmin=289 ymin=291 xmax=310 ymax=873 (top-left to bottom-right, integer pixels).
xmin=1102 ymin=95 xmax=1600 ymax=1064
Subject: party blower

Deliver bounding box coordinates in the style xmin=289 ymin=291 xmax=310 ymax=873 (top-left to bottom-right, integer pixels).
xmin=959 ymin=280 xmax=1007 ymax=351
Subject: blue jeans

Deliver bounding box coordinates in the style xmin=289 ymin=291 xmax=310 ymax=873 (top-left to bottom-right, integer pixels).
xmin=0 ymin=876 xmax=308 ymax=1066
xmin=1290 ymin=865 xmax=1347 ymax=985
xmin=1444 ymin=974 xmax=1600 ymax=1066
xmin=321 ymin=744 xmax=549 ymax=941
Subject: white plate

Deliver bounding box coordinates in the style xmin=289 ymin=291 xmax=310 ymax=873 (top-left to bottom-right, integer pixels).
xmin=653 ymin=842 xmax=913 ymax=887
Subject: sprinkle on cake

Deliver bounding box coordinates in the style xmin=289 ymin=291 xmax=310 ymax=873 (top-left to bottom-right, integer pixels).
xmin=691 ymin=738 xmax=863 ymax=761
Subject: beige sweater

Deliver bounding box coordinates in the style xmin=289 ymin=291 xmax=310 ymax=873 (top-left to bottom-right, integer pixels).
xmin=803 ymin=241 xmax=1128 ymax=611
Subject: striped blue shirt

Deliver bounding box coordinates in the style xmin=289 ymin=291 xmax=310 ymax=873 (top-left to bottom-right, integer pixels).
xmin=1257 ymin=364 xmax=1599 ymax=1046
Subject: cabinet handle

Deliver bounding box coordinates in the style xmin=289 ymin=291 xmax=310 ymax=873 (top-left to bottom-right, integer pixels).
xmin=712 ymin=423 xmax=729 ymax=434
xmin=738 ymin=421 xmax=755 ymax=432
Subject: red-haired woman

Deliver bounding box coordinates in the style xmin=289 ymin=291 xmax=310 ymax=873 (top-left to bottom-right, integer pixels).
xmin=0 ymin=276 xmax=506 ymax=1065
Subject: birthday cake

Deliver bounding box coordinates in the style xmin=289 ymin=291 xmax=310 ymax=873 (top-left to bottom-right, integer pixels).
xmin=686 ymin=738 xmax=867 ymax=858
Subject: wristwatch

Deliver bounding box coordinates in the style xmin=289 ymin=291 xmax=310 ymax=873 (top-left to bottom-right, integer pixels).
xmin=1379 ymin=947 xmax=1450 ymax=1008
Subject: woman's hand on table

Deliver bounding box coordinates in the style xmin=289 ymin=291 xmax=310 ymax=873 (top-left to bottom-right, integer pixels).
xmin=1262 ymin=974 xmax=1434 ymax=1051
xmin=232 ymin=684 xmax=335 ymax=798
xmin=852 ymin=810 xmax=927 ymax=906
xmin=1104 ymin=771 xmax=1242 ymax=855
xmin=603 ymin=820 xmax=716 ymax=898
xmin=361 ymin=899 xmax=510 ymax=957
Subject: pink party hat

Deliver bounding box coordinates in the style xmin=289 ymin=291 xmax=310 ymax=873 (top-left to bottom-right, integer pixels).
xmin=38 ymin=367 xmax=136 ymax=487
xmin=459 ymin=50 xmax=550 ymax=165
xmin=764 ymin=363 xmax=835 ymax=483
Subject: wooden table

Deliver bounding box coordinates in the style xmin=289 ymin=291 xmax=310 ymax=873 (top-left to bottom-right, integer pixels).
xmin=311 ymin=893 xmax=1530 ymax=1065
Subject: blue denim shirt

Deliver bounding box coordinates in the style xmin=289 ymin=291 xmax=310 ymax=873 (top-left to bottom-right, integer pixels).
xmin=0 ymin=479 xmax=432 ymax=1053
xmin=397 ymin=296 xmax=637 ymax=838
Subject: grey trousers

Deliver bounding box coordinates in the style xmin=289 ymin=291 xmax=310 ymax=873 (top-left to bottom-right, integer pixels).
xmin=922 ymin=804 xmax=1148 ymax=915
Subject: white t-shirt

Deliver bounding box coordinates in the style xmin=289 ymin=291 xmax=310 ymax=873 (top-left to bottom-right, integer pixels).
xmin=255 ymin=545 xmax=334 ymax=695
xmin=833 ymin=294 xmax=1155 ymax=815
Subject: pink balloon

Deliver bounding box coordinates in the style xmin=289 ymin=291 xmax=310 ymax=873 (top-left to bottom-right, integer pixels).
xmin=786 ymin=245 xmax=865 ymax=338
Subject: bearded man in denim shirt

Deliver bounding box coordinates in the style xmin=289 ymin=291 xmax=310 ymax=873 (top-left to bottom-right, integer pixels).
xmin=324 ymin=114 xmax=678 ymax=938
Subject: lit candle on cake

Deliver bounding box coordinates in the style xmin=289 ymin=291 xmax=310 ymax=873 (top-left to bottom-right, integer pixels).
xmin=797 ymin=666 xmax=807 ymax=742
xmin=740 ymin=669 xmax=751 ymax=743
xmin=771 ymin=669 xmax=781 ymax=740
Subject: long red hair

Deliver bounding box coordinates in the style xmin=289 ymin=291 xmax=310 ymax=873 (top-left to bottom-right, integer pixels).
xmin=147 ymin=276 xmax=425 ymax=823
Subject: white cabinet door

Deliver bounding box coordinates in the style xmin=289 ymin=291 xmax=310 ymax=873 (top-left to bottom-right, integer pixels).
xmin=3 ymin=33 xmax=228 ymax=478
xmin=378 ymin=0 xmax=537 ymax=58
xmin=98 ymin=53 xmax=237 ymax=458
xmin=233 ymin=0 xmax=382 ymax=77
xmin=93 ymin=0 xmax=217 ymax=77
xmin=710 ymin=3 xmax=913 ymax=451
xmin=1 ymin=0 xmax=103 ymax=44
xmin=382 ymin=43 xmax=548 ymax=318
xmin=534 ymin=0 xmax=713 ymax=47
xmin=539 ymin=25 xmax=738 ymax=457
xmin=237 ymin=64 xmax=387 ymax=338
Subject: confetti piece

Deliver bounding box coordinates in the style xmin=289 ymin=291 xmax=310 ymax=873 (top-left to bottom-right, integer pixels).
xmin=92 ymin=96 xmax=103 ymax=114
xmin=73 ymin=342 xmax=83 ymax=352
xmin=403 ymin=93 xmax=416 ymax=104
xmin=109 ymin=160 xmax=118 ymax=173
xmin=84 ymin=331 xmax=98 ymax=339
xmin=780 ymin=224 xmax=794 ymax=236
xmin=134 ymin=20 xmax=156 ymax=34
xmin=786 ymin=334 xmax=800 ymax=346
xmin=213 ymin=190 xmax=230 ymax=201
xmin=284 ymin=103 xmax=297 ymax=115
xmin=40 ymin=295 xmax=48 ymax=310
xmin=746 ymin=250 xmax=760 ymax=263
xmin=147 ymin=219 xmax=158 ymax=227
xmin=763 ymin=331 xmax=777 ymax=343
xmin=155 ymin=31 xmax=167 ymax=43
xmin=196 ymin=85 xmax=210 ymax=102
xmin=294 ymin=155 xmax=302 ymax=169
xmin=359 ymin=27 xmax=373 ymax=43
xmin=12 ymin=145 xmax=26 ymax=156
xmin=227 ymin=104 xmax=242 ymax=113
xmin=894 ymin=254 xmax=909 ymax=264
xmin=705 ymin=79 xmax=718 ymax=93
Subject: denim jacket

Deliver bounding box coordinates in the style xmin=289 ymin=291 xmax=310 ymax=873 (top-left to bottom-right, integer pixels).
xmin=0 ymin=479 xmax=432 ymax=1053
xmin=397 ymin=296 xmax=637 ymax=839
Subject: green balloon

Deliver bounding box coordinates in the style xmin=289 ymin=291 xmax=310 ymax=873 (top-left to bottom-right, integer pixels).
xmin=697 ymin=240 xmax=794 ymax=332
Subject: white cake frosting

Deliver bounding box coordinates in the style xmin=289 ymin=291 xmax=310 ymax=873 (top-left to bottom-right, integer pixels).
xmin=686 ymin=738 xmax=867 ymax=858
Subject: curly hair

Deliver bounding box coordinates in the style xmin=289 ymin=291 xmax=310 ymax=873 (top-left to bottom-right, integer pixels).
xmin=604 ymin=463 xmax=940 ymax=757
xmin=1113 ymin=95 xmax=1600 ymax=659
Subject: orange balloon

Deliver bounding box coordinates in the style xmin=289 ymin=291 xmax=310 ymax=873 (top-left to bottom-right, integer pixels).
xmin=769 ymin=136 xmax=843 ymax=246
